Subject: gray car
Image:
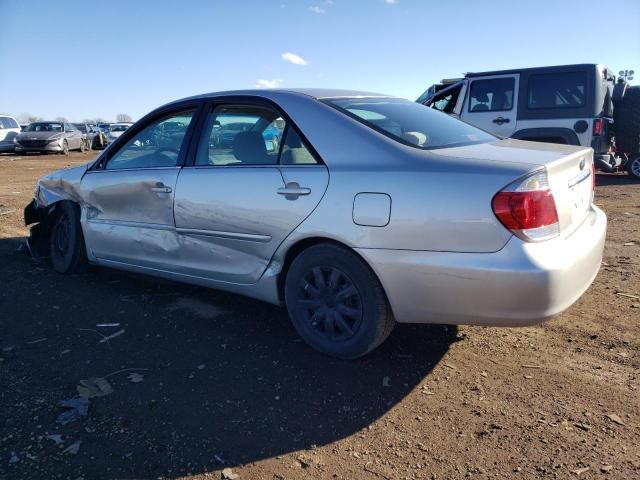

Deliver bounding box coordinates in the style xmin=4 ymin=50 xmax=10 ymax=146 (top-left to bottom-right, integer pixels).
xmin=15 ymin=121 xmax=85 ymax=155
xmin=24 ymin=89 xmax=607 ymax=358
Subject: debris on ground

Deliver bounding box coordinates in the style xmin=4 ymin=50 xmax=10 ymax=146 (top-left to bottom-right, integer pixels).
xmin=26 ymin=337 xmax=47 ymax=345
xmin=382 ymin=376 xmax=391 ymax=387
xmin=605 ymin=413 xmax=625 ymax=425
xmin=221 ymin=467 xmax=240 ymax=479
xmin=77 ymin=377 xmax=113 ymax=398
xmin=46 ymin=434 xmax=63 ymax=445
xmin=98 ymin=328 xmax=125 ymax=344
xmin=601 ymin=465 xmax=613 ymax=473
xmin=571 ymin=466 xmax=590 ymax=475
xmin=62 ymin=440 xmax=82 ymax=455
xmin=9 ymin=453 xmax=19 ymax=464
xmin=96 ymin=323 xmax=120 ymax=328
xmin=127 ymin=372 xmax=144 ymax=383
xmin=56 ymin=397 xmax=90 ymax=425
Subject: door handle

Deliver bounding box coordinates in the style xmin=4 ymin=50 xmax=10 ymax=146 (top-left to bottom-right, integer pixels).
xmin=151 ymin=185 xmax=172 ymax=194
xmin=277 ymin=182 xmax=311 ymax=199
xmin=492 ymin=117 xmax=510 ymax=125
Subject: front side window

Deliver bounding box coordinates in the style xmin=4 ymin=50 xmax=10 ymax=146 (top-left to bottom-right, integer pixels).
xmin=469 ymin=78 xmax=515 ymax=112
xmin=196 ymin=106 xmax=285 ymax=166
xmin=325 ymin=97 xmax=494 ymax=149
xmin=527 ymin=72 xmax=587 ymax=109
xmin=105 ymin=110 xmax=194 ymax=170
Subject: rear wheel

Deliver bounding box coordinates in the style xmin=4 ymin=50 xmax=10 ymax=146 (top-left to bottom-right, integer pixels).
xmin=49 ymin=202 xmax=88 ymax=274
xmin=284 ymin=243 xmax=394 ymax=359
xmin=627 ymin=154 xmax=640 ymax=180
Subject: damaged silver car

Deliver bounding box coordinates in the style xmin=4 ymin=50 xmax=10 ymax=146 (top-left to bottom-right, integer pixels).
xmin=24 ymin=89 xmax=607 ymax=358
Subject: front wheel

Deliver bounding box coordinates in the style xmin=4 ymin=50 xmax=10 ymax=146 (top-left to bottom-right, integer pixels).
xmin=80 ymin=139 xmax=86 ymax=152
xmin=60 ymin=140 xmax=69 ymax=155
xmin=49 ymin=202 xmax=88 ymax=274
xmin=285 ymin=243 xmax=395 ymax=359
xmin=627 ymin=154 xmax=640 ymax=180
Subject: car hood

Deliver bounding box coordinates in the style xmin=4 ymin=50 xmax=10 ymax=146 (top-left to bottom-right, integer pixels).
xmin=17 ymin=131 xmax=63 ymax=140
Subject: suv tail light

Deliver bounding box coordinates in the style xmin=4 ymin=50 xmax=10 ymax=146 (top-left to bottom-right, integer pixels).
xmin=492 ymin=170 xmax=559 ymax=242
xmin=593 ymin=118 xmax=603 ymax=136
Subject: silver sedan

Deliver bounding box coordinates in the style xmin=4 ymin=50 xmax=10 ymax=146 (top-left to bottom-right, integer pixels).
xmin=15 ymin=121 xmax=85 ymax=155
xmin=24 ymin=89 xmax=607 ymax=358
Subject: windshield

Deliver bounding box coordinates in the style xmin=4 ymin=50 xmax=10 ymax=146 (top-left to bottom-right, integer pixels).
xmin=324 ymin=97 xmax=495 ymax=149
xmin=24 ymin=122 xmax=63 ymax=132
xmin=72 ymin=123 xmax=87 ymax=132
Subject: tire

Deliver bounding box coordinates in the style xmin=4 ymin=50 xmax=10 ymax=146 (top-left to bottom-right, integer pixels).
xmin=49 ymin=202 xmax=88 ymax=274
xmin=284 ymin=243 xmax=395 ymax=359
xmin=627 ymin=154 xmax=640 ymax=180
xmin=60 ymin=140 xmax=69 ymax=156
xmin=80 ymin=139 xmax=86 ymax=152
xmin=614 ymin=86 xmax=640 ymax=154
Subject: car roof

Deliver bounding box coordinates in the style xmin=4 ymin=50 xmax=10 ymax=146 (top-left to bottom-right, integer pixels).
xmin=465 ymin=63 xmax=602 ymax=78
xmin=166 ymin=88 xmax=397 ymax=107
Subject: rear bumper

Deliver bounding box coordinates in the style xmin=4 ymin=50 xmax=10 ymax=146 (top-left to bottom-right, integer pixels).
xmin=356 ymin=205 xmax=607 ymax=326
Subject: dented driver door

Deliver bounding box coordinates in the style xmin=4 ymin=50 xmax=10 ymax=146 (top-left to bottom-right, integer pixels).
xmin=80 ymin=107 xmax=198 ymax=271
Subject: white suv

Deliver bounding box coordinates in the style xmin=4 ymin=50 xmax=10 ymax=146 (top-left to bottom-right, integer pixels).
xmin=0 ymin=115 xmax=21 ymax=153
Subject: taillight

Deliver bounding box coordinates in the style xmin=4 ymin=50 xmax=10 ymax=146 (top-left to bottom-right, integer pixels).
xmin=593 ymin=118 xmax=603 ymax=136
xmin=492 ymin=170 xmax=559 ymax=242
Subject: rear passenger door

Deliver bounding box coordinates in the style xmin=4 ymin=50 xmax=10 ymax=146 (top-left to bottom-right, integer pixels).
xmin=173 ymin=99 xmax=329 ymax=284
xmin=461 ymin=74 xmax=519 ymax=137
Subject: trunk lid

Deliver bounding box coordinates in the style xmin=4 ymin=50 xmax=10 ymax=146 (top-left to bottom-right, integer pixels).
xmin=431 ymin=138 xmax=594 ymax=236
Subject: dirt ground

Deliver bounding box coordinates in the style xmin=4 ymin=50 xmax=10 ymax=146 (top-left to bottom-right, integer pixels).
xmin=0 ymin=151 xmax=638 ymax=480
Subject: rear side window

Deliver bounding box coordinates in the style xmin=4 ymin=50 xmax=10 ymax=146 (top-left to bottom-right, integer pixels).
xmin=195 ymin=106 xmax=285 ymax=166
xmin=325 ymin=97 xmax=494 ymax=149
xmin=469 ymin=78 xmax=515 ymax=112
xmin=527 ymin=72 xmax=587 ymax=109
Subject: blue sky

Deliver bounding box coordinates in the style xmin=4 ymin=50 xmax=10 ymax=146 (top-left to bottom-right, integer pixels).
xmin=1 ymin=0 xmax=638 ymax=122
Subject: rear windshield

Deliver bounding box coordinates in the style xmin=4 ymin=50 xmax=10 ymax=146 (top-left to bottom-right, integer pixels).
xmin=324 ymin=97 xmax=495 ymax=149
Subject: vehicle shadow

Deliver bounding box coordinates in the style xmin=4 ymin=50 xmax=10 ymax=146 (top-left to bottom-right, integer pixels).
xmin=0 ymin=237 xmax=457 ymax=479
xmin=596 ymin=172 xmax=637 ymax=187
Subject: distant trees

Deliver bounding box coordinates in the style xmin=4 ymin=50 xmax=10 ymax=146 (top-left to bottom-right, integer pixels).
xmin=16 ymin=113 xmax=42 ymax=124
xmin=55 ymin=116 xmax=68 ymax=123
xmin=116 ymin=113 xmax=132 ymax=122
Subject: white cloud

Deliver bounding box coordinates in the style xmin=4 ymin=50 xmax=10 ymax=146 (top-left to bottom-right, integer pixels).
xmin=281 ymin=52 xmax=309 ymax=66
xmin=255 ymin=79 xmax=283 ymax=89
xmin=309 ymin=5 xmax=325 ymax=14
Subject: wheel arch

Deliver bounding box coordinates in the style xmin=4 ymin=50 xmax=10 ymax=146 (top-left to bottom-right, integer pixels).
xmin=25 ymin=199 xmax=80 ymax=257
xmin=276 ymin=236 xmax=393 ymax=315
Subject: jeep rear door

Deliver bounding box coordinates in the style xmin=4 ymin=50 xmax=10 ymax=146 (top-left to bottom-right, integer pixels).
xmin=461 ymin=74 xmax=519 ymax=137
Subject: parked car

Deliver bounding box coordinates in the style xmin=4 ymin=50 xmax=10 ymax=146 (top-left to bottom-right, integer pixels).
xmin=0 ymin=114 xmax=21 ymax=153
xmin=417 ymin=64 xmax=640 ymax=179
xmin=23 ymin=89 xmax=606 ymax=358
xmin=15 ymin=122 xmax=86 ymax=155
xmin=72 ymin=123 xmax=98 ymax=150
xmin=104 ymin=123 xmax=130 ymax=145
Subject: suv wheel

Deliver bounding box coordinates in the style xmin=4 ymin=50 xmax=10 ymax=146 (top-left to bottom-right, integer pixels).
xmin=284 ymin=243 xmax=395 ymax=359
xmin=627 ymin=154 xmax=640 ymax=180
